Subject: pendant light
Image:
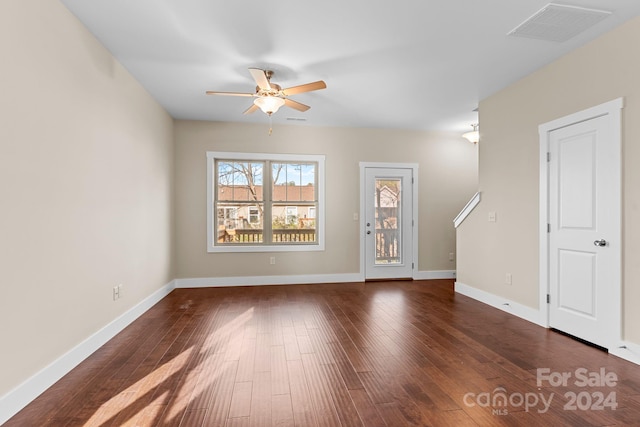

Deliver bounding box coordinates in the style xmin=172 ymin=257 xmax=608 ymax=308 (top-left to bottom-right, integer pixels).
xmin=463 ymin=124 xmax=480 ymax=144
xmin=253 ymin=96 xmax=285 ymax=115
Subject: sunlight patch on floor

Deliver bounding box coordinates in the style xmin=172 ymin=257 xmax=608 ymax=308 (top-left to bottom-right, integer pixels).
xmin=84 ymin=349 xmax=193 ymax=426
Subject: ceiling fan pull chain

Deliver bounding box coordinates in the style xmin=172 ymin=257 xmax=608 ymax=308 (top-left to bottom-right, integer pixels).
xmin=268 ymin=114 xmax=273 ymax=136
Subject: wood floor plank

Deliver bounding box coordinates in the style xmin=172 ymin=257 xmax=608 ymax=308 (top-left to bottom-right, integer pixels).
xmin=347 ymin=387 xmax=386 ymax=427
xmin=357 ymin=370 xmax=394 ymax=405
xmin=182 ymin=353 xmax=226 ymax=412
xmin=319 ymin=362 xmax=363 ymax=427
xmin=296 ymin=334 xmax=314 ymax=355
xmin=226 ymin=416 xmax=251 ymax=427
xmin=307 ymin=327 xmax=338 ymax=365
xmin=249 ymin=371 xmax=271 ymax=427
xmin=271 ymin=393 xmax=295 ymax=427
xmin=228 ymin=381 xmax=253 ymax=419
xmin=271 ymin=345 xmax=291 ymax=396
xmin=236 ymin=336 xmax=257 ymax=383
xmin=178 ymin=407 xmax=207 ymax=426
xmin=201 ymin=360 xmax=238 ymax=427
xmin=253 ymin=333 xmax=272 ymax=373
xmin=301 ymin=353 xmax=342 ymax=427
xmin=6 ymin=280 xmax=640 ymax=427
xmin=287 ymin=358 xmax=319 ymax=427
xmin=284 ymin=325 xmax=302 ymax=361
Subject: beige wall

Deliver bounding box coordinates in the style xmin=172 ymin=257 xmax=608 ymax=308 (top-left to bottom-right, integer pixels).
xmin=175 ymin=120 xmax=478 ymax=279
xmin=457 ymin=16 xmax=640 ymax=344
xmin=0 ymin=0 xmax=175 ymax=397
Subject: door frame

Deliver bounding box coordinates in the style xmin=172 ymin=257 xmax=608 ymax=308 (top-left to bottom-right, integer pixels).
xmin=359 ymin=162 xmax=419 ymax=280
xmin=538 ymin=97 xmax=623 ymax=348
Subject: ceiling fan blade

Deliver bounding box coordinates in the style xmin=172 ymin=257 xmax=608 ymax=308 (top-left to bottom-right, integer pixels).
xmin=248 ymin=68 xmax=271 ymax=90
xmin=206 ymin=91 xmax=254 ymax=97
xmin=282 ymin=80 xmax=326 ymax=96
xmin=284 ymin=98 xmax=310 ymax=112
xmin=243 ymin=103 xmax=259 ymax=115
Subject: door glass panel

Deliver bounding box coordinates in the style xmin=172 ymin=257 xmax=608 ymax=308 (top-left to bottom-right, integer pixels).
xmin=375 ymin=178 xmax=401 ymax=264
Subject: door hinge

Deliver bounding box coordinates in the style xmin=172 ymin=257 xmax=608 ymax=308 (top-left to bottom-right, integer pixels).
xmin=546 ymin=294 xmax=550 ymax=304
xmin=547 ymin=223 xmax=551 ymax=233
xmin=547 ymin=152 xmax=551 ymax=162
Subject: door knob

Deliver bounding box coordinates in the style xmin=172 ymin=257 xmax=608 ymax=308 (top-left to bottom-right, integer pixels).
xmin=594 ymin=239 xmax=607 ymax=247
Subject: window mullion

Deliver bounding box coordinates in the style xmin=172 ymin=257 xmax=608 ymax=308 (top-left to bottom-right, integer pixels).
xmin=263 ymin=160 xmax=273 ymax=244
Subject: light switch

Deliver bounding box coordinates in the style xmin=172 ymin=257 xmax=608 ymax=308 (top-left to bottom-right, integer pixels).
xmin=488 ymin=211 xmax=497 ymax=222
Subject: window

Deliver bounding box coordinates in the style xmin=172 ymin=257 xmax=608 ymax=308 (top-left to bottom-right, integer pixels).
xmin=248 ymin=206 xmax=260 ymax=225
xmin=285 ymin=206 xmax=298 ymax=225
xmin=207 ymin=152 xmax=325 ymax=252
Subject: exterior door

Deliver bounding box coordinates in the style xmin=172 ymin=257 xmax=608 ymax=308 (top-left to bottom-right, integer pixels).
xmin=548 ymin=114 xmax=620 ymax=349
xmin=364 ymin=167 xmax=413 ymax=279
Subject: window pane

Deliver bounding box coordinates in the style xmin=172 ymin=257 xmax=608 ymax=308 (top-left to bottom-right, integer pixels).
xmin=375 ymin=179 xmax=401 ymax=264
xmin=217 ymin=161 xmax=263 ymax=201
xmin=271 ymin=204 xmax=317 ymax=243
xmin=272 ymin=162 xmax=316 ymax=202
xmin=216 ymin=202 xmax=264 ymax=244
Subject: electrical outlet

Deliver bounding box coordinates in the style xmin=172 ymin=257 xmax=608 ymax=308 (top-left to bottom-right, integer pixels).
xmin=270 ymin=256 xmax=276 ymax=265
xmin=449 ymin=252 xmax=455 ymax=261
xmin=506 ymin=273 xmax=512 ymax=285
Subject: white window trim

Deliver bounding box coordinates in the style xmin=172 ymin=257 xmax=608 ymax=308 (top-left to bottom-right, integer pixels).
xmin=207 ymin=151 xmax=325 ymax=253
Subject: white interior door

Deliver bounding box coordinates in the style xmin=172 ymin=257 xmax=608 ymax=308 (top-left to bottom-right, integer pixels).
xmin=548 ymin=113 xmax=620 ymax=350
xmin=364 ymin=167 xmax=413 ymax=279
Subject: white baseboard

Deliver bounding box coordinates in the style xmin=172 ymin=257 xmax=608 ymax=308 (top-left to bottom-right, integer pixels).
xmin=175 ymin=273 xmax=364 ymax=288
xmin=454 ymin=281 xmax=545 ymax=327
xmin=414 ymin=270 xmax=456 ymax=280
xmin=176 ymin=271 xmax=456 ymax=289
xmin=0 ymin=280 xmax=176 ymax=425
xmin=610 ymin=341 xmax=640 ymax=366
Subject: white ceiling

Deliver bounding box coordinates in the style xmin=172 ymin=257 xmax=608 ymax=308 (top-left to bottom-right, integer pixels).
xmin=60 ymin=0 xmax=640 ymax=134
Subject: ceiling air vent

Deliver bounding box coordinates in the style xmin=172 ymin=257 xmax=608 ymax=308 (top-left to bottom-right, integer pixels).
xmin=507 ymin=3 xmax=611 ymax=42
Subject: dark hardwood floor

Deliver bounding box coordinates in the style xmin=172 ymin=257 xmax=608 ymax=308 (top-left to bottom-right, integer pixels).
xmin=6 ymin=280 xmax=640 ymax=426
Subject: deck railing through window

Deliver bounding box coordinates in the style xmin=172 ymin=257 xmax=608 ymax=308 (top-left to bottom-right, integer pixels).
xmin=218 ymin=229 xmax=316 ymax=243
xmin=375 ymin=228 xmax=400 ymax=263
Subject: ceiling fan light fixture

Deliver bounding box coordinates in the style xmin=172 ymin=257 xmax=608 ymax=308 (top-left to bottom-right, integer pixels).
xmin=254 ymin=96 xmax=285 ymax=115
xmin=463 ymin=124 xmax=480 ymax=144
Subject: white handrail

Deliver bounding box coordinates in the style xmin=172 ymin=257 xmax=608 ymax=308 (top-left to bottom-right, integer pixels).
xmin=454 ymin=192 xmax=481 ymax=228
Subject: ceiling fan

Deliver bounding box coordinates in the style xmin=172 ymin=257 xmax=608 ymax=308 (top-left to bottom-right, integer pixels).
xmin=206 ymin=68 xmax=327 ymax=116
